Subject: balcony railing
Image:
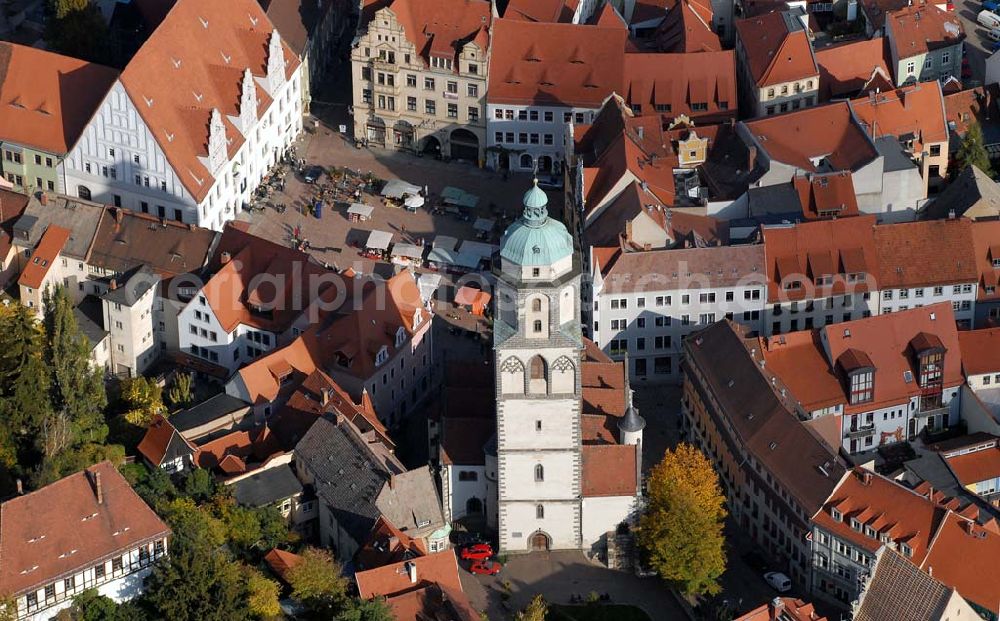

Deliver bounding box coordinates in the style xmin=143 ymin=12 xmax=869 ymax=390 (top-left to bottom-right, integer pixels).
xmin=845 ymin=423 xmax=876 ymax=438
xmin=914 ymin=405 xmax=949 ymax=419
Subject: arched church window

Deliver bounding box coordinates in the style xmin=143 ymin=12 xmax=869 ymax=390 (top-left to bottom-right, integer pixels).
xmin=534 ymin=464 xmax=544 ymax=481
xmin=536 ymin=504 xmax=545 ymax=519
xmin=533 ymin=320 xmax=542 ymax=333
xmin=532 ymin=299 xmax=542 ymax=312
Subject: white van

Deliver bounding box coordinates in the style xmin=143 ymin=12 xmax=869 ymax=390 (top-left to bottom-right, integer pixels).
xmin=987 ymin=27 xmax=1000 ymax=41
xmin=979 ymin=9 xmax=1000 ymax=29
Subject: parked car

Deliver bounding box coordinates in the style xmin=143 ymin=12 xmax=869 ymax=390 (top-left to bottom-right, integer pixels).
xmin=537 ymin=175 xmax=564 ymax=191
xmin=984 ymin=0 xmax=999 ymax=13
xmin=992 ymin=40 xmax=1000 ymax=53
xmin=303 ymin=166 xmax=324 ymax=184
xmin=468 ymin=559 xmax=502 ymax=575
xmin=979 ymin=9 xmax=1000 ymax=30
xmin=764 ymin=571 xmax=792 ymax=593
xmin=459 ymin=543 xmax=494 ymax=561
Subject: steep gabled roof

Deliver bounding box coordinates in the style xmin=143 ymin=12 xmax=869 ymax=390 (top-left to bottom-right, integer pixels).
xmin=873 ymin=219 xmax=977 ymax=288
xmin=653 ymin=0 xmax=719 ymax=52
xmin=0 ymin=42 xmax=118 ymax=155
xmin=18 ymin=224 xmax=70 ymax=289
xmin=736 ymin=10 xmax=818 ymax=87
xmin=850 ymin=82 xmax=949 ymax=147
xmin=368 ymin=0 xmax=492 ymax=67
xmin=120 ymin=0 xmax=300 ymax=202
xmin=815 ymin=37 xmax=893 ymax=101
xmin=886 ymin=4 xmax=964 ymax=60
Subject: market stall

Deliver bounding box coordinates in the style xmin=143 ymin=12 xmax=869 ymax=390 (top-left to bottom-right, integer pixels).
xmin=454 ymin=286 xmax=492 ymax=316
xmin=441 ymin=186 xmax=479 ymax=209
xmin=426 ymin=247 xmax=482 ymax=273
xmin=390 ymin=243 xmax=424 ymax=266
xmin=403 ymin=195 xmax=425 ymax=212
xmin=364 ymin=230 xmax=393 ymax=258
xmin=347 ymin=203 xmax=374 ymax=222
xmin=381 ymin=179 xmax=422 ymax=200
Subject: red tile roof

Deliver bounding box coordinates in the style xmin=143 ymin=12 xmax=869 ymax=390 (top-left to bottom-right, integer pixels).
xmin=886 ymin=4 xmax=964 ymax=59
xmin=0 ymin=462 xmax=170 ymax=596
xmin=136 ymin=415 xmax=196 ymax=466
xmin=355 ymin=515 xmax=427 ymax=570
xmin=264 ymin=547 xmax=303 ymax=581
xmin=120 ymin=0 xmax=300 ymax=203
xmin=736 ymin=11 xmax=818 ymax=87
xmin=488 ymin=18 xmax=628 ymax=107
xmin=0 ymin=43 xmax=118 ymax=155
xmin=822 ymin=303 xmax=963 ymax=414
xmin=582 ymin=444 xmax=638 ymax=496
xmin=195 ymin=426 xmax=282 ymax=474
xmin=815 ymin=37 xmax=893 ymax=101
xmin=384 ymin=585 xmax=481 ymax=621
xmin=744 ymin=102 xmax=879 ymax=172
xmin=355 ymin=549 xmax=464 ymax=599
xmin=970 ymin=220 xmax=1000 ymax=302
xmin=761 ymin=214 xmax=878 ymax=300
xmin=850 ymin=82 xmax=949 ymax=148
xmin=369 ymin=0 xmax=491 ymax=66
xmin=859 ymin=0 xmax=908 ymax=32
xmin=813 ymin=468 xmax=946 ymax=564
xmin=920 ymin=511 xmax=1000 ymax=614
xmin=623 ymin=51 xmax=737 ymax=123
xmin=760 ymin=330 xmax=846 ymax=412
xmin=958 ymin=327 xmax=1000 ymax=376
xmin=944 ymin=86 xmax=999 ymax=139
xmin=945 ymin=446 xmax=1000 ymax=487
xmin=440 ymin=417 xmax=494 ymax=465
xmin=18 ymin=224 xmax=70 ymax=289
xmin=793 ymin=171 xmax=860 ymax=220
xmin=736 ymin=598 xmax=826 ymax=621
xmin=873 ymin=218 xmax=977 ymax=288
xmin=504 ymin=0 xmax=578 ymax=22
xmin=653 ymin=0 xmax=720 ymax=52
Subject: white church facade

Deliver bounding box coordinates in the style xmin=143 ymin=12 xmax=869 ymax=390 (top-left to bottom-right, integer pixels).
xmin=488 ymin=181 xmax=645 ymax=554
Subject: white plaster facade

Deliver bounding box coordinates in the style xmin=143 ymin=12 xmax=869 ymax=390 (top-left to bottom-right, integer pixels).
xmin=177 ymin=292 xmax=279 ymax=375
xmin=62 ymin=53 xmax=303 ymax=232
xmin=879 ymin=283 xmax=976 ymax=328
xmin=486 ymin=104 xmax=599 ymax=172
xmin=15 ymin=538 xmax=167 ymax=621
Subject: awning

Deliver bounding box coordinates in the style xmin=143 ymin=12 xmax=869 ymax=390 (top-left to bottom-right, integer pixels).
xmin=365 ymin=230 xmax=393 ymax=251
xmin=455 ymin=285 xmax=492 ymax=307
xmin=441 ymin=186 xmax=479 ymax=209
xmin=427 ymin=248 xmax=482 ymax=270
xmin=432 ymin=235 xmax=459 ymax=252
xmin=458 ymin=240 xmax=496 ymax=260
xmin=381 ymin=179 xmax=421 ymax=199
xmin=404 ymin=195 xmax=425 ymax=209
xmin=417 ymin=273 xmax=443 ymax=303
xmin=347 ymin=203 xmax=374 ymax=218
xmin=391 ymin=243 xmax=424 ymax=259
xmin=473 ymin=217 xmax=495 ymax=232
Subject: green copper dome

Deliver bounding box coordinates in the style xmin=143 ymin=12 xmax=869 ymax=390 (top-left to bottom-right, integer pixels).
xmin=500 ymin=179 xmax=574 ymax=268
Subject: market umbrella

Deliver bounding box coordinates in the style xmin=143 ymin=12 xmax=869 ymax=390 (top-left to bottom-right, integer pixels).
xmin=404 ymin=195 xmax=425 ymax=209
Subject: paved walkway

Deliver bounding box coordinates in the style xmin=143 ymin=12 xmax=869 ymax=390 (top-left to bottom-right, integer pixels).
xmin=459 ymin=550 xmax=690 ymax=621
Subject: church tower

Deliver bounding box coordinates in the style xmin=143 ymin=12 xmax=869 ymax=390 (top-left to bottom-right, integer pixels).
xmin=494 ymin=180 xmax=583 ymax=553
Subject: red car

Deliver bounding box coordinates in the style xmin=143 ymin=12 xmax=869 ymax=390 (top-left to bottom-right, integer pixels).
xmin=469 ymin=559 xmax=502 ymax=575
xmin=459 ymin=543 xmax=494 ymax=561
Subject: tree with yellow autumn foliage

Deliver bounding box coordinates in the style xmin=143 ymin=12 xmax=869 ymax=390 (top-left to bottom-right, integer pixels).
xmin=636 ymin=443 xmax=727 ymax=596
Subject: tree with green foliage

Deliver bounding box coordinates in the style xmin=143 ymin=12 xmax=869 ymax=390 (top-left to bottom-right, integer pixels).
xmin=637 ymin=443 xmax=727 ymax=596
xmin=515 ymin=595 xmax=548 ymax=621
xmin=145 ymin=545 xmax=251 ymax=621
xmin=44 ymin=0 xmax=111 ymax=64
xmin=120 ymin=377 xmax=164 ymax=427
xmin=121 ymin=461 xmax=177 ymax=509
xmin=159 ymin=497 xmax=228 ymax=552
xmin=0 ymin=304 xmax=53 ymax=444
xmin=182 ymin=467 xmax=216 ymax=503
xmin=286 ymin=547 xmax=349 ymax=616
xmin=167 ymin=373 xmax=194 ymax=409
xmin=33 ymin=442 xmax=125 ymax=488
xmin=244 ymin=567 xmax=281 ymax=619
xmin=53 ymin=589 xmax=141 ymax=621
xmin=335 ymin=598 xmax=395 ymax=621
xmin=954 ymin=122 xmax=993 ymax=178
xmin=43 ymin=286 xmax=107 ymax=443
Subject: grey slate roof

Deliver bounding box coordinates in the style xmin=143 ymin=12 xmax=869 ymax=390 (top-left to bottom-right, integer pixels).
xmin=232 ymin=464 xmax=303 ymax=507
xmin=294 ymin=417 xmax=400 ymax=546
xmin=171 ymin=393 xmax=251 ymax=433
xmin=11 ymin=194 xmax=104 ymax=259
xmin=853 ymin=547 xmax=953 ymax=621
xmin=74 ymin=296 xmax=109 ymax=348
xmin=102 ymin=265 xmax=159 ymax=306
xmin=374 ymin=466 xmax=445 ymax=534
xmin=922 ymin=165 xmax=1000 ymax=221
xmin=874 ymin=136 xmax=918 ymax=173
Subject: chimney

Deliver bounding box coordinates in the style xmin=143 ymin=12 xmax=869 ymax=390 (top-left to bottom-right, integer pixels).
xmin=15 ymin=479 xmax=22 ymax=495
xmin=769 ymin=597 xmax=785 ymax=617
xmin=389 ymin=535 xmax=400 ymax=549
xmin=637 ymin=126 xmax=644 ymax=140
xmin=748 ymin=145 xmax=757 ymax=172
xmin=90 ymin=470 xmax=103 ymax=505
xmin=321 ymin=387 xmax=331 ymax=406
xmin=38 ymin=192 xmax=48 ymax=206
xmin=405 ymin=561 xmax=417 ymax=584
xmin=115 ymin=207 xmax=124 ymax=223
xmin=948 ymin=209 xmax=956 ymax=219
xmin=221 ymin=250 xmax=232 ymax=265
xmin=109 ymin=279 xmax=118 ymax=291
xmin=388 ymin=474 xmax=396 ymax=490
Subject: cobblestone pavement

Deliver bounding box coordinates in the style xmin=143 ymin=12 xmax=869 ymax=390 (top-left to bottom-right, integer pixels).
xmin=459 ymin=550 xmax=690 ymax=621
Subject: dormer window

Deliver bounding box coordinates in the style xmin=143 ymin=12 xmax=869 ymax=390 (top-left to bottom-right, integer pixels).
xmin=900 ymin=543 xmax=912 ymax=558
xmin=849 ymin=369 xmax=874 ymax=404
xmin=830 ymin=507 xmax=842 ymax=521
xmin=395 ymin=326 xmax=406 ymax=347
xmin=850 ymin=517 xmax=861 ymax=531
xmin=375 ymin=346 xmax=389 ymax=367
xmin=918 ymin=350 xmax=944 ymax=387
